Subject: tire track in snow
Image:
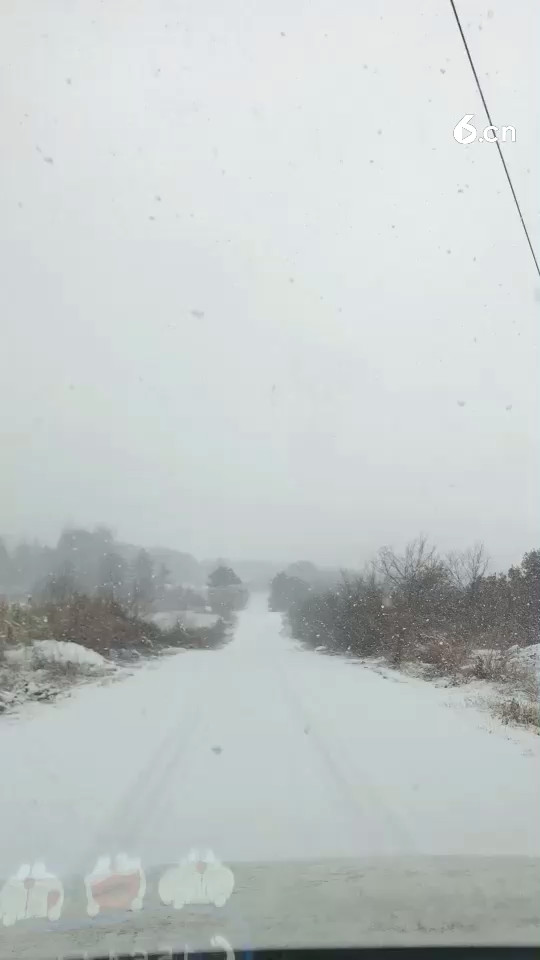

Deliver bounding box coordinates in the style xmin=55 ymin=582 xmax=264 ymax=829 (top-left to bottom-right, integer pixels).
xmin=75 ymin=658 xmax=204 ymax=870
xmin=275 ymin=654 xmax=417 ymax=855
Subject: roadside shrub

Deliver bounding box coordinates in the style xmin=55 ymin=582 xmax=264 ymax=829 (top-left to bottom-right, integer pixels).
xmin=494 ymin=697 xmax=539 ymax=731
xmin=414 ymin=630 xmax=470 ymax=679
xmin=0 ymin=602 xmax=52 ymax=647
xmin=37 ymin=595 xmax=161 ymax=654
xmin=162 ymin=615 xmax=227 ymax=650
xmin=285 ymin=538 xmax=539 ymax=729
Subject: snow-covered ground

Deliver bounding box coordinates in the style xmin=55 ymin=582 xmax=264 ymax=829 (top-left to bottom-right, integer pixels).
xmin=511 ymin=641 xmax=540 ymax=678
xmin=6 ymin=640 xmax=108 ymax=671
xmin=0 ymin=640 xmax=113 ymax=715
xmin=0 ymin=593 xmax=538 ymax=883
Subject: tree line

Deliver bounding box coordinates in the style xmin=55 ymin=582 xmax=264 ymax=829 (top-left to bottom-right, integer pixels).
xmin=270 ymin=537 xmax=539 ymax=673
xmin=0 ymin=529 xmax=252 ymax=615
xmin=0 ymin=536 xmax=251 ymax=657
xmin=0 ymin=527 xmax=170 ymax=615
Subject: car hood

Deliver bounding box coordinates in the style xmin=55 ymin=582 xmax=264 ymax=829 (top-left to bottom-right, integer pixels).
xmin=0 ymin=856 xmax=538 ymax=958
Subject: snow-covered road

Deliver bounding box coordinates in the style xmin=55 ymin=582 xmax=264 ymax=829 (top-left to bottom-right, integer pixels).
xmin=1 ymin=593 xmax=538 ymax=881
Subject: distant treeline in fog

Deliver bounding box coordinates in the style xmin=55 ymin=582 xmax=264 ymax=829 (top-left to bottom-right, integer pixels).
xmin=0 ymin=526 xmax=345 ymax=613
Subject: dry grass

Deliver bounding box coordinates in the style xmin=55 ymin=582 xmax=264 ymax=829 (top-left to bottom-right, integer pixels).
xmin=0 ymin=596 xmax=230 ymax=716
xmin=0 ymin=596 xmax=229 ymax=657
xmin=0 ymin=601 xmax=51 ymax=647
xmin=385 ymin=631 xmax=539 ymax=733
xmin=493 ymin=696 xmax=539 ymax=732
xmin=414 ymin=631 xmax=471 ymax=680
xmin=465 ymin=648 xmax=537 ymax=693
xmin=484 ymin=651 xmax=539 ymax=733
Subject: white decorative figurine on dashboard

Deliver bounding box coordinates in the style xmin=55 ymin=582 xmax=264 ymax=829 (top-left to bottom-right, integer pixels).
xmin=85 ymin=852 xmax=146 ymax=916
xmin=0 ymin=861 xmax=63 ymax=926
xmin=158 ymin=848 xmax=234 ymax=909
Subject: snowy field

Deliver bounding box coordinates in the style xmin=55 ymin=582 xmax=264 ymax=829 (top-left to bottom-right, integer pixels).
xmin=149 ymin=610 xmax=219 ymax=630
xmin=0 ymin=592 xmax=538 ymax=882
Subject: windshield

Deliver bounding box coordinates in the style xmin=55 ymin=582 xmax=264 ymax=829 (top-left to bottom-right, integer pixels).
xmin=0 ymin=0 xmax=539 ymax=955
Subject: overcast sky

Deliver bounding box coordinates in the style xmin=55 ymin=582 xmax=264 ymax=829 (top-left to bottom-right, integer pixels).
xmin=1 ymin=0 xmax=538 ymax=569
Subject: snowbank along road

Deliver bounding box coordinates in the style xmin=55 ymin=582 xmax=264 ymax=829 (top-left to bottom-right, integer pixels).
xmin=1 ymin=592 xmax=538 ymax=879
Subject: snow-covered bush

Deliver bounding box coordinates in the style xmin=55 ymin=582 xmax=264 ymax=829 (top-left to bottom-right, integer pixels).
xmin=31 ymin=640 xmax=108 ymax=673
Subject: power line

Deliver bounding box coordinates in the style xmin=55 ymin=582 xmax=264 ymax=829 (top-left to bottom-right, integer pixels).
xmin=449 ymin=0 xmax=540 ymax=279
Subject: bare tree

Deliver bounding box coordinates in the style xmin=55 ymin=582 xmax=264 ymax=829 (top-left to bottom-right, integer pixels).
xmin=445 ymin=543 xmax=489 ymax=591
xmin=376 ymin=535 xmax=441 ymax=590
